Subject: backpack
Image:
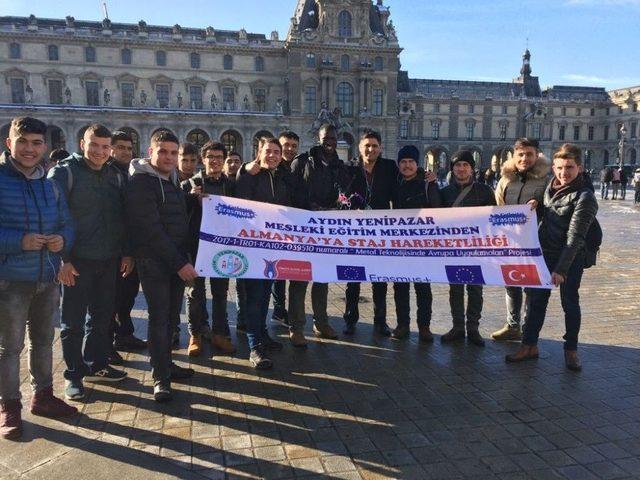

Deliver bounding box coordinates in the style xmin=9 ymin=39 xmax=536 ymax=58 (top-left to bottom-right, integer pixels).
xmin=583 ymin=218 xmax=602 ymax=268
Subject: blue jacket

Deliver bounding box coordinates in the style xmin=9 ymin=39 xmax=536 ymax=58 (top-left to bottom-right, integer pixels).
xmin=0 ymin=151 xmax=74 ymax=282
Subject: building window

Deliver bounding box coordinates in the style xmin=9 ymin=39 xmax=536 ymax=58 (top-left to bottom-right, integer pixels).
xmin=48 ymin=45 xmax=59 ymax=61
xmin=121 ymin=82 xmax=134 ymax=107
xmin=305 ymin=53 xmax=316 ymax=68
xmin=531 ymin=123 xmax=541 ymax=140
xmin=304 ymin=86 xmax=316 ymax=114
xmin=336 ymin=82 xmax=354 ymax=116
xmin=502 ymin=105 xmax=508 ymax=114
xmin=338 ymin=10 xmax=352 ymax=37
xmin=48 ymin=79 xmax=63 ymax=104
xmin=85 ymin=46 xmax=96 ymax=63
xmin=374 ymin=56 xmax=383 ymax=71
xmin=434 ymin=103 xmax=440 ymax=113
xmin=85 ymin=80 xmax=100 ymax=106
xmin=561 ymin=106 xmax=566 ymax=116
xmin=340 ymin=54 xmax=350 ymax=71
xmin=573 ymin=125 xmax=580 ymax=141
xmin=372 ymin=88 xmax=383 ymax=116
xmin=468 ymin=104 xmax=474 ymax=114
xmin=156 ymin=50 xmax=166 ymax=66
xmin=188 ymin=85 xmax=202 ymax=110
xmin=190 ymin=52 xmax=200 ymax=69
xmin=500 ymin=123 xmax=507 ymax=140
xmin=255 ymin=56 xmax=264 ymax=72
xmin=466 ymin=123 xmax=475 ymax=140
xmin=588 ymin=126 xmax=594 ymax=141
xmin=10 ymin=78 xmax=25 ymax=103
xmin=121 ymin=48 xmax=132 ymax=65
xmin=432 ymin=123 xmax=440 ymax=140
xmin=155 ymin=84 xmax=169 ymax=108
xmin=222 ymin=87 xmax=235 ymax=110
xmin=590 ymin=108 xmax=595 ymax=116
xmin=631 ymin=121 xmax=637 ymax=138
xmin=604 ymin=125 xmax=609 ymax=140
xmin=254 ymin=88 xmax=266 ymax=112
xmin=400 ymin=118 xmax=408 ymax=139
xmin=221 ymin=131 xmax=240 ymax=153
xmin=559 ymin=125 xmax=566 ymax=141
xmin=223 ymin=54 xmax=233 ymax=70
xmin=606 ymin=107 xmax=610 ymax=115
xmin=9 ymin=42 xmax=21 ymax=59
xmin=576 ymin=108 xmax=581 ymax=116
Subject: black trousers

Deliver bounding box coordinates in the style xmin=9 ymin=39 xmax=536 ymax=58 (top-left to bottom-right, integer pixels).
xmin=393 ymin=282 xmax=433 ymax=328
xmin=343 ymin=282 xmax=388 ymax=325
xmin=110 ymin=268 xmax=140 ymax=340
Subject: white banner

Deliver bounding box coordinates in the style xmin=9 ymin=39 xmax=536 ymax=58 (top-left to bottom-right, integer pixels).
xmin=195 ymin=195 xmax=553 ymax=288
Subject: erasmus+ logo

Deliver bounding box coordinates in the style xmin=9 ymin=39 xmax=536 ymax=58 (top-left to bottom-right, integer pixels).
xmin=489 ymin=213 xmax=528 ymax=226
xmin=215 ymin=202 xmax=256 ymax=219
xmin=212 ymin=250 xmax=248 ymax=278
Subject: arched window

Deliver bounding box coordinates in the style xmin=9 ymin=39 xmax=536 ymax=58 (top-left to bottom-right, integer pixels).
xmin=156 ymin=50 xmax=166 ymax=66
xmin=48 ymin=45 xmax=59 ymax=61
xmin=338 ymin=10 xmax=352 ymax=37
xmin=336 ymin=82 xmax=353 ymax=116
xmin=190 ymin=52 xmax=200 ymax=69
xmin=221 ymin=130 xmax=242 ymax=154
xmin=255 ymin=56 xmax=265 ymax=72
xmin=85 ymin=46 xmax=96 ymax=63
xmin=186 ymin=129 xmax=210 ymax=150
xmin=121 ymin=48 xmax=132 ymax=65
xmin=223 ymin=54 xmax=233 ymax=70
xmin=340 ymin=54 xmax=350 ymax=71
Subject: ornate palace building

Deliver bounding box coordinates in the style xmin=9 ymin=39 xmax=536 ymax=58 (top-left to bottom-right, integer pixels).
xmin=1 ymin=0 xmax=638 ymax=170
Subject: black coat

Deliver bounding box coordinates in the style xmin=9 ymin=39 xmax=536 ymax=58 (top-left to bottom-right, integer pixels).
xmin=538 ymin=177 xmax=598 ymax=276
xmin=440 ymin=180 xmax=496 ymax=208
xmin=353 ymin=157 xmax=399 ymax=210
xmin=235 ymin=167 xmax=290 ymax=206
xmin=126 ymin=159 xmax=190 ymax=273
xmin=394 ymin=170 xmax=441 ymax=209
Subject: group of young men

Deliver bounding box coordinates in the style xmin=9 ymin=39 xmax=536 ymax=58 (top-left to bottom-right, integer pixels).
xmin=1 ymin=114 xmax=597 ymax=440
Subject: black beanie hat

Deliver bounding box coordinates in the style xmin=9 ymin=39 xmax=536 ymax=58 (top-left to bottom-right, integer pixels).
xmin=397 ymin=145 xmax=419 ymax=164
xmin=450 ymin=150 xmax=475 ymax=170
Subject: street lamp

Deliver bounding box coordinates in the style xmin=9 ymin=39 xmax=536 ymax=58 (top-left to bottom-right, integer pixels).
xmin=618 ymin=124 xmax=627 ymax=168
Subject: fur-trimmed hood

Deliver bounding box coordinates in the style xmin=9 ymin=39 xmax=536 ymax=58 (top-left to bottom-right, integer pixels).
xmin=500 ymin=153 xmax=549 ymax=181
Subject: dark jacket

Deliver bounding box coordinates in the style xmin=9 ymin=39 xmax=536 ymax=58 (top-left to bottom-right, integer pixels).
xmin=48 ymin=152 xmax=126 ymax=261
xmin=290 ymin=146 xmax=354 ymax=210
xmin=0 ymin=151 xmax=74 ymax=282
xmin=440 ymin=179 xmax=497 ymax=208
xmin=181 ymin=171 xmax=235 ymax=259
xmin=600 ymin=167 xmax=612 ymax=183
xmin=394 ymin=169 xmax=442 ymax=209
xmin=538 ymin=176 xmax=598 ymax=276
xmin=235 ymin=167 xmax=291 ymax=206
xmin=126 ymin=159 xmax=190 ymax=273
xmin=354 ymin=157 xmax=399 ymax=210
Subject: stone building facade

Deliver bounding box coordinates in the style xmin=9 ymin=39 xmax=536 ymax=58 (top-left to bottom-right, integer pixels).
xmin=0 ymin=0 xmax=637 ymax=171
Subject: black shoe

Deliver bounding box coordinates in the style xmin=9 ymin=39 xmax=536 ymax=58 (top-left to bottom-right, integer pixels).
xmin=263 ymin=335 xmax=284 ymax=352
xmin=343 ymin=322 xmax=356 ymax=335
xmin=170 ymin=363 xmax=195 ymax=380
xmin=440 ymin=328 xmax=466 ymax=343
xmin=374 ymin=322 xmax=391 ymax=337
xmin=114 ymin=334 xmax=147 ymax=351
xmin=108 ymin=349 xmax=124 ymax=366
xmin=171 ymin=331 xmax=180 ymax=350
xmin=391 ymin=325 xmax=410 ymax=339
xmin=85 ymin=366 xmax=127 ymax=382
xmin=249 ymin=348 xmax=273 ymax=370
xmin=467 ymin=330 xmax=486 ymax=347
xmin=153 ymin=383 xmax=172 ymax=402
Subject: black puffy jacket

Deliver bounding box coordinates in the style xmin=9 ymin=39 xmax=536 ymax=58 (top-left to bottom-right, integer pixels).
xmin=538 ymin=176 xmax=598 ymax=276
xmin=440 ymin=180 xmax=496 ymax=208
xmin=394 ymin=169 xmax=442 ymax=209
xmin=126 ymin=159 xmax=190 ymax=273
xmin=235 ymin=167 xmax=290 ymax=206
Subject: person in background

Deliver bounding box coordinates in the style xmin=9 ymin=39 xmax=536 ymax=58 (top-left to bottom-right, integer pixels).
xmin=223 ymin=151 xmax=243 ymax=179
xmin=47 ymin=148 xmax=69 ymax=171
xmin=177 ymin=142 xmax=199 ymax=183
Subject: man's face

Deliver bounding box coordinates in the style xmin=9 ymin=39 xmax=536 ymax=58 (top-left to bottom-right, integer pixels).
xmin=224 ymin=154 xmax=242 ymax=176
xmin=553 ymin=158 xmax=582 ymax=186
xmin=149 ymin=141 xmax=179 ymax=175
xmin=202 ymin=149 xmax=225 ymax=176
xmin=319 ymin=127 xmax=337 ymax=154
xmin=514 ymin=146 xmax=538 ymax=173
xmin=81 ymin=133 xmax=111 ymax=169
xmin=259 ymin=142 xmax=282 ymax=170
xmin=111 ymin=140 xmax=134 ymax=165
xmin=6 ymin=132 xmax=47 ymax=170
xmin=359 ymin=137 xmax=381 ymax=164
xmin=453 ymin=160 xmax=474 ymax=184
xmin=178 ymin=153 xmax=198 ymax=176
xmin=279 ymin=136 xmax=299 ymax=162
xmin=399 ymin=158 xmax=418 ymax=179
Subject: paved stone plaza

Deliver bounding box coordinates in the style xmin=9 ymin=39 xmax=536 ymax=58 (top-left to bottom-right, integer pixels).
xmin=1 ymin=198 xmax=639 ymax=480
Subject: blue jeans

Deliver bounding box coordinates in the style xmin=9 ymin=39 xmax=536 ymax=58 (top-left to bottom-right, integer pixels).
xmin=0 ymin=281 xmax=59 ymax=401
xmin=449 ymin=284 xmax=483 ymax=332
xmin=235 ymin=279 xmax=247 ymax=326
xmin=600 ymin=182 xmax=610 ymax=199
xmin=522 ymin=252 xmax=585 ymax=351
xmin=244 ymin=279 xmax=273 ymax=350
xmin=504 ymin=286 xmax=533 ymax=328
xmin=60 ymin=258 xmax=119 ymax=380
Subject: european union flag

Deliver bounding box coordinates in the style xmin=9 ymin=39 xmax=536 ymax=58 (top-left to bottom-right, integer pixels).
xmin=336 ymin=265 xmax=366 ymax=281
xmin=445 ymin=265 xmax=485 ymax=285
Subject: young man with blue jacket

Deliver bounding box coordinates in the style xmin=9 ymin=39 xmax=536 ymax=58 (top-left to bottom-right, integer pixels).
xmin=0 ymin=117 xmax=77 ymax=440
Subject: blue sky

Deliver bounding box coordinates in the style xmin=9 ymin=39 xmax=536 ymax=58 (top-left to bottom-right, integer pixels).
xmin=2 ymin=0 xmax=638 ymax=90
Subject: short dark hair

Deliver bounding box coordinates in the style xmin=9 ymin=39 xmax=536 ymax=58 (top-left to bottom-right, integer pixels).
xmin=84 ymin=124 xmax=111 ymax=139
xmin=278 ymin=130 xmax=299 ymax=142
xmin=226 ymin=151 xmax=242 ymax=161
xmin=111 ymin=130 xmax=133 ymax=145
xmin=514 ymin=137 xmax=539 ymax=151
xmin=259 ymin=137 xmax=282 ymax=152
xmin=360 ymin=129 xmax=382 ymax=144
xmin=319 ymin=123 xmax=336 ymax=134
xmin=49 ymin=148 xmax=70 ymax=161
xmin=201 ymin=140 xmax=227 ymax=159
xmin=553 ymin=143 xmax=582 ymax=165
xmin=149 ymin=129 xmax=180 ymax=147
xmin=9 ymin=116 xmax=47 ymax=138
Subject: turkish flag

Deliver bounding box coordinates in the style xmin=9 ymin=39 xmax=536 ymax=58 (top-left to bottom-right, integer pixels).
xmin=501 ymin=264 xmax=541 ymax=286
